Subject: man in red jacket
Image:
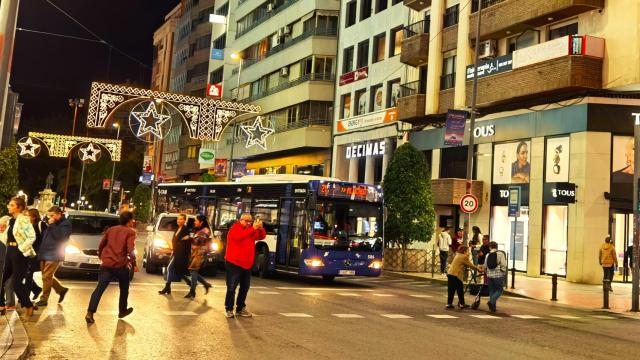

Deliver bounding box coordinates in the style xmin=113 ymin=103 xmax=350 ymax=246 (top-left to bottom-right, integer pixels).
xmin=224 ymin=212 xmax=266 ymax=318
xmin=85 ymin=211 xmax=137 ymax=324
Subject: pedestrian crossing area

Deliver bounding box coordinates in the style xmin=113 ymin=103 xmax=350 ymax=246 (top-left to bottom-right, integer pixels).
xmin=243 ymin=312 xmax=631 ymax=321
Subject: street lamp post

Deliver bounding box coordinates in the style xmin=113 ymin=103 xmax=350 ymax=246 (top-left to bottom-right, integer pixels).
xmin=632 ymin=112 xmax=640 ymax=311
xmin=63 ymin=98 xmax=85 ymax=209
xmin=228 ymin=52 xmax=244 ymax=181
xmin=107 ymin=122 xmax=121 ymax=213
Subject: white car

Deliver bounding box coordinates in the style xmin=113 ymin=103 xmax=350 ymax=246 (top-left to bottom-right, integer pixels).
xmin=58 ymin=211 xmax=134 ymax=280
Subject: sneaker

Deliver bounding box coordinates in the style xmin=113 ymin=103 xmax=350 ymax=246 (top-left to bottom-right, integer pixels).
xmin=35 ymin=300 xmax=48 ymax=307
xmin=487 ymin=301 xmax=496 ymax=313
xmin=445 ymin=304 xmax=455 ymax=309
xmin=235 ymin=308 xmax=252 ymax=317
xmin=58 ymin=287 xmax=69 ymax=303
xmin=224 ymin=310 xmax=234 ymax=318
xmin=118 ymin=307 xmax=134 ymax=319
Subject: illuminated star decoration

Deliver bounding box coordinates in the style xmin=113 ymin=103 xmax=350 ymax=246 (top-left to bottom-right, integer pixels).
xmin=79 ymin=142 xmax=101 ymax=163
xmin=131 ymin=101 xmax=171 ymax=139
xmin=240 ymin=116 xmax=274 ymax=151
xmin=17 ymin=137 xmax=41 ymax=158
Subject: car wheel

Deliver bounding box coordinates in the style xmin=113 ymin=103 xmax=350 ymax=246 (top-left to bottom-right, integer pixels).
xmin=322 ymin=275 xmax=335 ymax=282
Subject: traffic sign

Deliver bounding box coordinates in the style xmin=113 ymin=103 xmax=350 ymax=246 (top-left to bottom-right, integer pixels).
xmin=459 ymin=194 xmax=479 ymax=214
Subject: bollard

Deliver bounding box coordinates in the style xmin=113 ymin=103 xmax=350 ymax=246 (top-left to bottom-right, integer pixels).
xmin=602 ymin=279 xmax=610 ymax=309
xmin=431 ymin=249 xmax=435 ymax=279
xmin=510 ymin=268 xmax=516 ymax=289
xmin=551 ymin=274 xmax=558 ymax=301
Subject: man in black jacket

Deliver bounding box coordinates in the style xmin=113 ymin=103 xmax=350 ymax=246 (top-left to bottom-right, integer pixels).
xmin=35 ymin=206 xmax=72 ymax=307
xmin=477 ymin=235 xmax=492 ymax=267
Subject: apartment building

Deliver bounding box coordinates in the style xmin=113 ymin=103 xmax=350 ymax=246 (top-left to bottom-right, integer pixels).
xmin=203 ymin=0 xmax=339 ymax=179
xmin=399 ymin=0 xmax=640 ymax=284
xmin=331 ymin=0 xmax=415 ymax=185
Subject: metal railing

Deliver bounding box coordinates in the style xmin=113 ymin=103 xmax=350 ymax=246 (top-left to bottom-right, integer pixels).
xmin=471 ymin=0 xmax=506 ymax=12
xmin=245 ymin=72 xmax=334 ymax=102
xmin=403 ymin=20 xmax=430 ymax=39
xmin=440 ymin=73 xmax=456 ymax=90
xmin=225 ymin=118 xmax=331 ymax=145
xmin=236 ymin=0 xmax=301 ymax=39
xmin=399 ymin=80 xmax=427 ymax=98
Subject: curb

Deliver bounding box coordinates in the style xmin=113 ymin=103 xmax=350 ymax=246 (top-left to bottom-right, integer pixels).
xmin=1 ymin=312 xmax=31 ymax=360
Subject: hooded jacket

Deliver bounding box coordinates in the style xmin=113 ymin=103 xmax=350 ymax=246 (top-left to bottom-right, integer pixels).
xmin=599 ymin=243 xmax=617 ymax=268
xmin=38 ymin=216 xmax=72 ymax=261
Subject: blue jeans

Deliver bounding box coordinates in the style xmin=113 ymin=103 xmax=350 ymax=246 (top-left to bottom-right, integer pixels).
xmin=225 ymin=261 xmax=251 ymax=311
xmin=190 ymin=270 xmax=210 ymax=293
xmin=488 ymin=276 xmax=504 ymax=306
xmin=88 ymin=266 xmax=130 ymax=313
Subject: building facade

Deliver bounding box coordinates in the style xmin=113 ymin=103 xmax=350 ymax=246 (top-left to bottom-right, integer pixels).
xmin=203 ymin=0 xmax=339 ymax=179
xmin=400 ymin=0 xmax=640 ymax=284
xmin=331 ymin=0 xmax=414 ymax=185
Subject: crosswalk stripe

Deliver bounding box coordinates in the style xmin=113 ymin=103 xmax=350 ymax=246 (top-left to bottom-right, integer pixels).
xmin=470 ymin=315 xmax=500 ymax=319
xmin=257 ymin=291 xmax=281 ymax=295
xmin=280 ymin=313 xmax=313 ymax=317
xmin=163 ymin=311 xmax=198 ymax=316
xmin=337 ymin=293 xmax=362 ymax=297
xmin=427 ymin=315 xmax=458 ymax=319
xmin=591 ymin=315 xmax=616 ymax=319
xmin=410 ymin=294 xmax=433 ymax=298
xmin=276 ymin=287 xmax=374 ymax=291
xmin=298 ymin=292 xmax=322 ymax=296
xmin=373 ymin=294 xmax=396 ymax=297
xmin=381 ymin=314 xmax=412 ymax=319
xmin=332 ymin=314 xmax=364 ymax=318
xmin=511 ymin=315 xmax=541 ymax=319
xmin=411 ymin=284 xmax=433 ymax=287
xmin=551 ymin=315 xmax=581 ymax=319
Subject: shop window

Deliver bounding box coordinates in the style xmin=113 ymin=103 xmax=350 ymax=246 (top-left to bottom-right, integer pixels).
xmin=441 ymin=55 xmax=456 ymax=90
xmin=295 ymin=164 xmax=325 ymax=176
xmin=360 ymin=0 xmax=372 ymax=20
xmin=343 ymin=46 xmax=354 ymax=74
xmin=370 ymin=83 xmax=383 ymax=112
xmin=542 ymin=205 xmax=568 ymax=276
xmin=389 ymin=26 xmax=403 ymax=56
xmin=375 ymin=0 xmax=387 ymax=13
xmin=372 ymin=32 xmax=386 ymax=63
xmin=440 ymin=145 xmax=476 ymax=179
xmin=355 ymin=88 xmax=367 ymax=116
xmin=259 ymin=166 xmax=287 ymax=175
xmin=549 ymin=22 xmax=578 ymax=40
xmin=341 ymin=93 xmax=352 ymax=119
xmin=357 ymin=39 xmax=369 ymax=69
xmin=346 ymin=0 xmax=357 ymax=27
xmin=490 ymin=206 xmax=529 ymax=271
xmin=386 ymin=78 xmax=401 ymax=108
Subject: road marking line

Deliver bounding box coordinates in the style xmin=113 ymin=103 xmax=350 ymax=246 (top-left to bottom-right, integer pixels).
xmin=591 ymin=315 xmax=616 ymax=320
xmin=511 ymin=315 xmax=541 ymax=319
xmin=163 ymin=311 xmax=198 ymax=316
xmin=381 ymin=314 xmax=412 ymax=319
xmin=298 ymin=292 xmax=322 ymax=296
xmin=257 ymin=291 xmax=281 ymax=295
xmin=276 ymin=287 xmax=374 ymax=291
xmin=280 ymin=313 xmax=313 ymax=317
xmin=337 ymin=293 xmax=362 ymax=297
xmin=410 ymin=294 xmax=433 ymax=298
xmin=470 ymin=315 xmax=500 ymax=319
xmin=367 ymin=279 xmax=414 ymax=283
xmin=96 ymin=311 xmax=120 ymax=315
xmin=251 ymin=286 xmax=268 ymax=289
xmin=551 ymin=315 xmax=581 ymax=319
xmin=373 ymin=294 xmax=396 ymax=297
xmin=427 ymin=315 xmax=458 ymax=319
xmin=411 ymin=284 xmax=433 ymax=287
xmin=332 ymin=314 xmax=364 ymax=318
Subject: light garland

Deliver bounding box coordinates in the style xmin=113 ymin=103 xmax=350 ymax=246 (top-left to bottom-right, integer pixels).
xmin=17 ymin=137 xmax=41 ymax=158
xmin=240 ymin=116 xmax=274 ymax=151
xmin=26 ymin=132 xmax=122 ymax=161
xmin=78 ymin=142 xmax=102 ymax=163
xmin=130 ymin=101 xmax=171 ymax=139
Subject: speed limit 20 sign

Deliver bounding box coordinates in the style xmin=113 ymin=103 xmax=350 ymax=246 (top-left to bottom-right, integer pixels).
xmin=459 ymin=194 xmax=479 ymax=214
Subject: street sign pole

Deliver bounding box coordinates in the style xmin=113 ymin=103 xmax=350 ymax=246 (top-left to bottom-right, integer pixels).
xmin=632 ymin=113 xmax=640 ymax=311
xmin=508 ymin=186 xmax=521 ymax=289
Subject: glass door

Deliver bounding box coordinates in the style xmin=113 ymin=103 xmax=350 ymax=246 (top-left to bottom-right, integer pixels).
xmin=542 ymin=205 xmax=568 ymax=276
xmin=490 ymin=206 xmax=529 ymax=271
xmin=611 ymin=211 xmax=632 ymax=283
xmin=276 ymin=198 xmax=308 ymax=269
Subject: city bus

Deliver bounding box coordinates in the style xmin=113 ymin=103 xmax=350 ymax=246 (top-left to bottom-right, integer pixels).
xmin=154 ymin=175 xmax=384 ymax=280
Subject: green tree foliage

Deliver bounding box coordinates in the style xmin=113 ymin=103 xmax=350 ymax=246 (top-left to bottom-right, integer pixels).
xmin=132 ymin=184 xmax=152 ymax=223
xmin=198 ymin=173 xmax=215 ymax=182
xmin=382 ymin=143 xmax=435 ymax=249
xmin=0 ymin=143 xmax=19 ymax=216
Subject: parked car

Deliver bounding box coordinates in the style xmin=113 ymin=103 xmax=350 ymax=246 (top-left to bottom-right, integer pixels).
xmin=58 ymin=211 xmax=135 ymax=280
xmin=143 ymin=213 xmax=220 ymax=276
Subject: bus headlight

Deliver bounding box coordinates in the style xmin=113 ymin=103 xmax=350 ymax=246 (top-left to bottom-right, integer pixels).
xmin=304 ymin=258 xmax=325 ymax=267
xmin=368 ymin=260 xmax=383 ymax=269
xmin=153 ymin=238 xmax=170 ymax=249
xmin=65 ymin=245 xmax=81 ymax=254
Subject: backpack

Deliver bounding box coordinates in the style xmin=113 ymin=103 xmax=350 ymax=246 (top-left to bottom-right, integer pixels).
xmin=487 ymin=252 xmax=498 ymax=270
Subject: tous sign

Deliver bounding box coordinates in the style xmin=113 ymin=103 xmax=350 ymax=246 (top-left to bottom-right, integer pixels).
xmin=474 ymin=124 xmax=495 ymax=138
xmin=345 ymin=140 xmax=386 ymax=159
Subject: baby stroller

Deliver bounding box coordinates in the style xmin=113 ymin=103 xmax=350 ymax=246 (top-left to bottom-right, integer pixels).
xmin=465 ymin=273 xmax=489 ymax=310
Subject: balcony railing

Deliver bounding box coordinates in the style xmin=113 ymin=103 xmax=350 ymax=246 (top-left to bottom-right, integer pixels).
xmin=225 ymin=118 xmax=331 ymax=145
xmin=236 ymin=0 xmax=301 ymax=39
xmin=244 ymin=72 xmax=334 ymax=102
xmin=240 ymin=27 xmax=338 ymax=71
xmin=471 ymin=0 xmax=505 ymax=12
xmin=404 ymin=20 xmax=430 ymax=39
xmin=440 ymin=73 xmax=456 ymax=90
xmin=399 ymin=80 xmax=427 ymax=98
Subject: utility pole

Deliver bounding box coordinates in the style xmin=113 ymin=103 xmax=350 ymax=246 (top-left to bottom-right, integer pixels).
xmin=0 ymin=0 xmax=20 ymax=148
xmin=632 ymin=112 xmax=640 ymax=311
xmin=464 ymin=0 xmax=483 ymax=245
xmin=107 ymin=122 xmax=121 ymax=213
xmin=62 ymin=98 xmax=84 ymax=209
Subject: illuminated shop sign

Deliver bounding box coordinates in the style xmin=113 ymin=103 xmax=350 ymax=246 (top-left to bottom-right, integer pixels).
xmin=317 ymin=182 xmax=382 ymax=202
xmin=543 ymin=182 xmax=576 ymax=204
xmin=345 ymin=140 xmax=386 ymax=159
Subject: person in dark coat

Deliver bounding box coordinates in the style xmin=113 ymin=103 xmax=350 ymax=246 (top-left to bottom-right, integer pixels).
xmin=159 ymin=214 xmax=192 ymax=294
xmin=35 ymin=206 xmax=71 ymax=307
xmin=26 ymin=209 xmax=46 ymax=300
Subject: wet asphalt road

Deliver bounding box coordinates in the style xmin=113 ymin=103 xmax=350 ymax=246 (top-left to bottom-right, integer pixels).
xmin=21 ymin=242 xmax=640 ymax=359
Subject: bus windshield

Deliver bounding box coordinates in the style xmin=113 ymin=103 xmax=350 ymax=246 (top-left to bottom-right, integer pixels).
xmin=313 ymin=201 xmax=382 ymax=252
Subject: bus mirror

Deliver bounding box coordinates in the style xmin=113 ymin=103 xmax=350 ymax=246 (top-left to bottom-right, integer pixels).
xmin=307 ymin=191 xmax=317 ymax=209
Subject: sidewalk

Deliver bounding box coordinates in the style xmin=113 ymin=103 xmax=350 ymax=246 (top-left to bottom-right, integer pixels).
xmin=0 ymin=311 xmax=31 ymax=359
xmin=388 ymin=270 xmax=640 ymax=317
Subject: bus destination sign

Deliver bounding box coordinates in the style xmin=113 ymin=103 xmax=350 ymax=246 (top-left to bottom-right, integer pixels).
xmin=317 ymin=182 xmax=382 ymax=202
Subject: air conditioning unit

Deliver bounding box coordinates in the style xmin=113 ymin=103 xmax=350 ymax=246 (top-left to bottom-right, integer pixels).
xmin=283 ymin=25 xmax=291 ymax=36
xmin=267 ymin=3 xmax=274 ymax=12
xmin=478 ymin=39 xmax=497 ymax=59
xmin=280 ymin=67 xmax=289 ymax=77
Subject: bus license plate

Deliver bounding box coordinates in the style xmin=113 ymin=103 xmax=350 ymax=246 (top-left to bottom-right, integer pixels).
xmin=339 ymin=270 xmax=355 ymax=275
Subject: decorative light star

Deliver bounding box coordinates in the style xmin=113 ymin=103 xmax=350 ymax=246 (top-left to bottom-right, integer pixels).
xmin=17 ymin=137 xmax=41 ymax=158
xmin=131 ymin=101 xmax=171 ymax=139
xmin=240 ymin=116 xmax=274 ymax=151
xmin=79 ymin=142 xmax=101 ymax=162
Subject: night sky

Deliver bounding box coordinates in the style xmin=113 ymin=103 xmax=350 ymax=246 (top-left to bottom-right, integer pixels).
xmin=12 ymin=0 xmax=180 ymax=199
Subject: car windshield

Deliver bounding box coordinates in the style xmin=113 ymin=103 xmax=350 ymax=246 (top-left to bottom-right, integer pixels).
xmin=313 ymin=201 xmax=383 ymax=252
xmin=158 ymin=216 xmax=195 ymax=231
xmin=69 ymin=215 xmax=119 ymax=235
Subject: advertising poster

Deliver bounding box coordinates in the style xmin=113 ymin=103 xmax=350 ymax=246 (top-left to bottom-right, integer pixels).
xmin=611 ymin=136 xmax=634 ymax=201
xmin=443 ymin=110 xmax=467 ymax=146
xmin=143 ymin=156 xmax=152 ymax=173
xmin=357 ymin=91 xmax=367 ymax=115
xmin=493 ymin=140 xmax=531 ymax=184
xmin=389 ymin=82 xmax=400 ymax=108
xmin=545 ymin=137 xmax=570 ymax=182
xmin=214 ymin=159 xmax=228 ymax=177
xmin=372 ymin=87 xmax=383 ymax=112
xmin=232 ymin=161 xmax=248 ymax=179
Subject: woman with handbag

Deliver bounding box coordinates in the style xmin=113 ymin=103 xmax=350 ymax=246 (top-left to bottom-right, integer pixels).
xmin=159 ymin=213 xmax=192 ymax=295
xmin=184 ymin=215 xmax=212 ymax=299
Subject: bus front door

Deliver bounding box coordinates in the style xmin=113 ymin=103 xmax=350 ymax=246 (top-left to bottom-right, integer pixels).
xmin=276 ymin=198 xmax=307 ymax=269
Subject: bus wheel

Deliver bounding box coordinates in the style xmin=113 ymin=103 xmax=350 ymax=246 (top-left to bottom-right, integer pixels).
xmin=257 ymin=247 xmax=269 ymax=278
xmin=322 ymin=275 xmax=335 ymax=282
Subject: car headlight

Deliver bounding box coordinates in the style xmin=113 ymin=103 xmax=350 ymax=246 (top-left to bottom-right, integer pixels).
xmin=304 ymin=258 xmax=324 ymax=267
xmin=65 ymin=245 xmax=81 ymax=254
xmin=211 ymin=242 xmax=219 ymax=252
xmin=153 ymin=238 xmax=170 ymax=249
xmin=368 ymin=260 xmax=383 ymax=269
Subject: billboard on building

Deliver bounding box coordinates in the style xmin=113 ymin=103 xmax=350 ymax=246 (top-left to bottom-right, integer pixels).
xmin=545 ymin=136 xmax=570 ymax=183
xmin=493 ymin=140 xmax=531 ymax=184
xmin=232 ymin=161 xmax=247 ymax=179
xmin=214 ymin=159 xmax=228 ymax=177
xmin=443 ymin=110 xmax=467 ymax=146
